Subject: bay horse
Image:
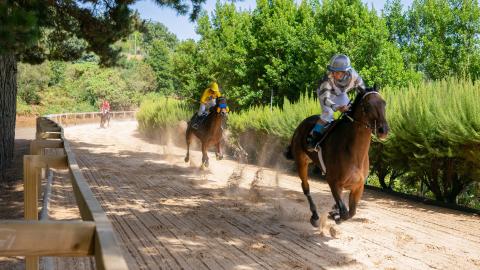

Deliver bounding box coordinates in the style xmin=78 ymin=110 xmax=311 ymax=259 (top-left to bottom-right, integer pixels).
xmin=285 ymin=86 xmax=388 ymax=226
xmin=100 ymin=111 xmax=111 ymax=128
xmin=184 ymin=97 xmax=228 ymax=168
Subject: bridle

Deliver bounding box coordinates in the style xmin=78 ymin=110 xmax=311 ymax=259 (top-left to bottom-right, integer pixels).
xmin=344 ymin=91 xmax=382 ymax=134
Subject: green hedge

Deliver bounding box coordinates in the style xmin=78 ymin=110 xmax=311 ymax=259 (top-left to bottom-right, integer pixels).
xmin=136 ymin=94 xmax=192 ymax=132
xmin=378 ymin=79 xmax=480 ymax=205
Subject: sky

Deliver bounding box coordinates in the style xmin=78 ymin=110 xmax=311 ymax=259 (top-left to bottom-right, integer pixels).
xmin=131 ymin=0 xmax=413 ymax=41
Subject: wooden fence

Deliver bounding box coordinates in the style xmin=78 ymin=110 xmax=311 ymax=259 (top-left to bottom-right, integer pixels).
xmin=46 ymin=111 xmax=136 ymax=126
xmin=0 ymin=116 xmax=130 ymax=270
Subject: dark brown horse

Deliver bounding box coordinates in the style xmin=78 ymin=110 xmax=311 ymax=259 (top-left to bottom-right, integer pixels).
xmin=184 ymin=97 xmax=228 ymax=168
xmin=100 ymin=111 xmax=111 ymax=128
xmin=285 ymin=87 xmax=388 ymax=226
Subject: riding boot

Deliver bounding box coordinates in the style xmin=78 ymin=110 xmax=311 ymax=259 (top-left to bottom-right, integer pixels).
xmin=191 ymin=115 xmax=200 ymax=129
xmin=306 ymin=131 xmax=322 ymax=152
xmin=192 ymin=113 xmax=207 ymax=129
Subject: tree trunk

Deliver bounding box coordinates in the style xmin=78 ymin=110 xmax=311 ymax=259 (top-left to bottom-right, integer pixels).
xmin=0 ymin=54 xmax=17 ymax=183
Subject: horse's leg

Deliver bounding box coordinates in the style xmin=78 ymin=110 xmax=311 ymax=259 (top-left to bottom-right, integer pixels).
xmin=328 ymin=181 xmax=349 ymax=222
xmin=215 ymin=142 xmax=223 ymax=160
xmin=201 ymin=142 xmax=209 ymax=167
xmin=348 ymin=182 xmax=364 ymax=218
xmin=298 ymin=159 xmax=319 ymax=227
xmin=184 ymin=127 xmax=192 ymax=163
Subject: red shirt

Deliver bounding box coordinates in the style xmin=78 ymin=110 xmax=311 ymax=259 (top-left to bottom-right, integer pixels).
xmin=101 ymin=101 xmax=110 ymax=111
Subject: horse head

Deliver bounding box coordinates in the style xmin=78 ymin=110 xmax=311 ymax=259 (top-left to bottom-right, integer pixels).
xmin=215 ymin=97 xmax=229 ymax=117
xmin=349 ymin=85 xmax=389 ymax=139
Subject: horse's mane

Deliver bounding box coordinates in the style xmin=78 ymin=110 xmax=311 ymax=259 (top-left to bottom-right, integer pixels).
xmin=344 ymin=86 xmax=376 ymax=119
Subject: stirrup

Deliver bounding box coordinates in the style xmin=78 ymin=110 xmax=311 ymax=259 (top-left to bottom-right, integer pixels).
xmin=313 ymin=142 xmax=321 ymax=152
xmin=307 ymin=143 xmax=321 ymax=153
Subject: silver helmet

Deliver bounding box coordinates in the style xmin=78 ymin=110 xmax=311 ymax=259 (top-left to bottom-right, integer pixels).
xmin=327 ymin=54 xmax=352 ymax=72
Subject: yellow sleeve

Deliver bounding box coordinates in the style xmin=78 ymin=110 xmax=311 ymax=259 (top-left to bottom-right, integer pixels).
xmin=215 ymin=92 xmax=222 ymax=98
xmin=200 ymin=89 xmax=210 ymax=103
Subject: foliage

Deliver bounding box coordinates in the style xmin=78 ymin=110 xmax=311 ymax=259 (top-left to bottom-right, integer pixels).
xmin=143 ymin=21 xmax=179 ymax=50
xmin=17 ymin=62 xmax=50 ymax=105
xmin=171 ymin=40 xmax=200 ymax=101
xmin=380 ymin=78 xmax=480 ymax=203
xmin=167 ymin=0 xmax=421 ymax=109
xmin=136 ymin=94 xmax=192 ymax=132
xmin=16 ymin=60 xmax=157 ymax=115
xmin=145 ymin=40 xmax=175 ymax=95
xmin=228 ymin=93 xmax=318 ymax=142
xmin=384 ymin=0 xmax=480 ymax=80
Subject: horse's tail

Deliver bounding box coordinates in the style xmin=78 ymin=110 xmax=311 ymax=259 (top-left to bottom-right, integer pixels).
xmin=284 ymin=143 xmax=294 ymax=160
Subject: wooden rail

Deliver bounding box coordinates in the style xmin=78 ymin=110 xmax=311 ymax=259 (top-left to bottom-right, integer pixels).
xmin=0 ymin=117 xmax=129 ymax=270
xmin=45 ymin=111 xmax=136 ymax=125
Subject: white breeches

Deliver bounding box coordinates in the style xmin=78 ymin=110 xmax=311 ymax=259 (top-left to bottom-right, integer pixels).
xmin=320 ymin=92 xmax=350 ymax=122
xmin=198 ymin=99 xmax=216 ymax=116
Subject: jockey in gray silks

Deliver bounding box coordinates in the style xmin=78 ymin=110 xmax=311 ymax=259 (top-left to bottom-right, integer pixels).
xmin=306 ymin=54 xmax=366 ymax=152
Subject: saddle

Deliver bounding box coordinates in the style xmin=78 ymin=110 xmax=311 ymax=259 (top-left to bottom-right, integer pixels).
xmin=314 ymin=119 xmax=340 ymax=147
xmin=191 ymin=112 xmax=209 ymax=129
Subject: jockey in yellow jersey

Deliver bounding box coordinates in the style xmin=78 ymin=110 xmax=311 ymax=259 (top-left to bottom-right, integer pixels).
xmin=192 ymin=82 xmax=222 ymax=128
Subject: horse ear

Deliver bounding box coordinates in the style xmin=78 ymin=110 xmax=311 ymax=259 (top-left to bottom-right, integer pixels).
xmin=358 ymin=87 xmax=366 ymax=95
xmin=373 ymin=83 xmax=380 ymax=92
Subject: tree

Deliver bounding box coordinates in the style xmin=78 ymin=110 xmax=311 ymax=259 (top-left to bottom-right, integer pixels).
xmin=146 ymin=40 xmax=175 ymax=95
xmin=383 ymin=0 xmax=480 ymax=80
xmin=143 ymin=21 xmax=179 ymax=50
xmin=0 ymin=0 xmax=206 ymax=182
xmin=171 ymin=40 xmax=199 ymax=101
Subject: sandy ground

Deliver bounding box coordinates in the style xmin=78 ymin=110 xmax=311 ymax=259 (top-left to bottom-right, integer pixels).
xmin=36 ymin=120 xmax=480 ymax=269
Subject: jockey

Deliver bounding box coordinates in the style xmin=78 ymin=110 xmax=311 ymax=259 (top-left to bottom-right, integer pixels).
xmin=100 ymin=98 xmax=110 ymax=114
xmin=192 ymin=82 xmax=222 ymax=128
xmin=306 ymin=54 xmax=366 ymax=152
xmin=198 ymin=81 xmax=221 ymax=116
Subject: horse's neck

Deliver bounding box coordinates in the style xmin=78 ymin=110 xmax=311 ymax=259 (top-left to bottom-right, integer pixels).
xmin=206 ymin=113 xmax=223 ymax=134
xmin=327 ymin=112 xmax=371 ymax=161
xmin=348 ymin=111 xmax=372 ymax=157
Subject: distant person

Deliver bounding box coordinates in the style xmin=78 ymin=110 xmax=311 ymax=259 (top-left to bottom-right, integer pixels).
xmin=100 ymin=98 xmax=110 ymax=114
xmin=307 ymin=54 xmax=365 ymax=152
xmin=192 ymin=82 xmax=222 ymax=129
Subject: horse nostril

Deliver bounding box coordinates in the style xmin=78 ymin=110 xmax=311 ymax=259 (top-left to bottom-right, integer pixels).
xmin=378 ymin=125 xmax=389 ymax=135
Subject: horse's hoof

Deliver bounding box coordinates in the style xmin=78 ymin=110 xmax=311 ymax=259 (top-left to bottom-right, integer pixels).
xmin=328 ymin=211 xmax=342 ymax=224
xmin=310 ymin=217 xmax=320 ymax=227
xmin=184 ymin=157 xmax=189 ymax=163
xmin=216 ymin=154 xmax=223 ymax=160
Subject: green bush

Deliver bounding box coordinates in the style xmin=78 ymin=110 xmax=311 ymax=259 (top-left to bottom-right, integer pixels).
xmin=16 ymin=59 xmax=157 ymax=115
xmin=380 ymin=78 xmax=480 ymax=203
xmin=228 ymin=93 xmax=319 ymax=142
xmin=136 ymin=94 xmax=192 ymax=132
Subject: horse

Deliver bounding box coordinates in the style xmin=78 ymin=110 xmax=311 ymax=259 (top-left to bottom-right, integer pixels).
xmin=100 ymin=111 xmax=111 ymax=128
xmin=285 ymin=86 xmax=388 ymax=226
xmin=184 ymin=97 xmax=228 ymax=168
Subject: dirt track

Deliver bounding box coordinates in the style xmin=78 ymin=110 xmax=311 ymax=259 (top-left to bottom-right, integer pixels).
xmin=62 ymin=121 xmax=480 ymax=270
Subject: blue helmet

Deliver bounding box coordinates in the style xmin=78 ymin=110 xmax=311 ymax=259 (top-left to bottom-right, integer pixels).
xmin=327 ymin=54 xmax=352 ymax=72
